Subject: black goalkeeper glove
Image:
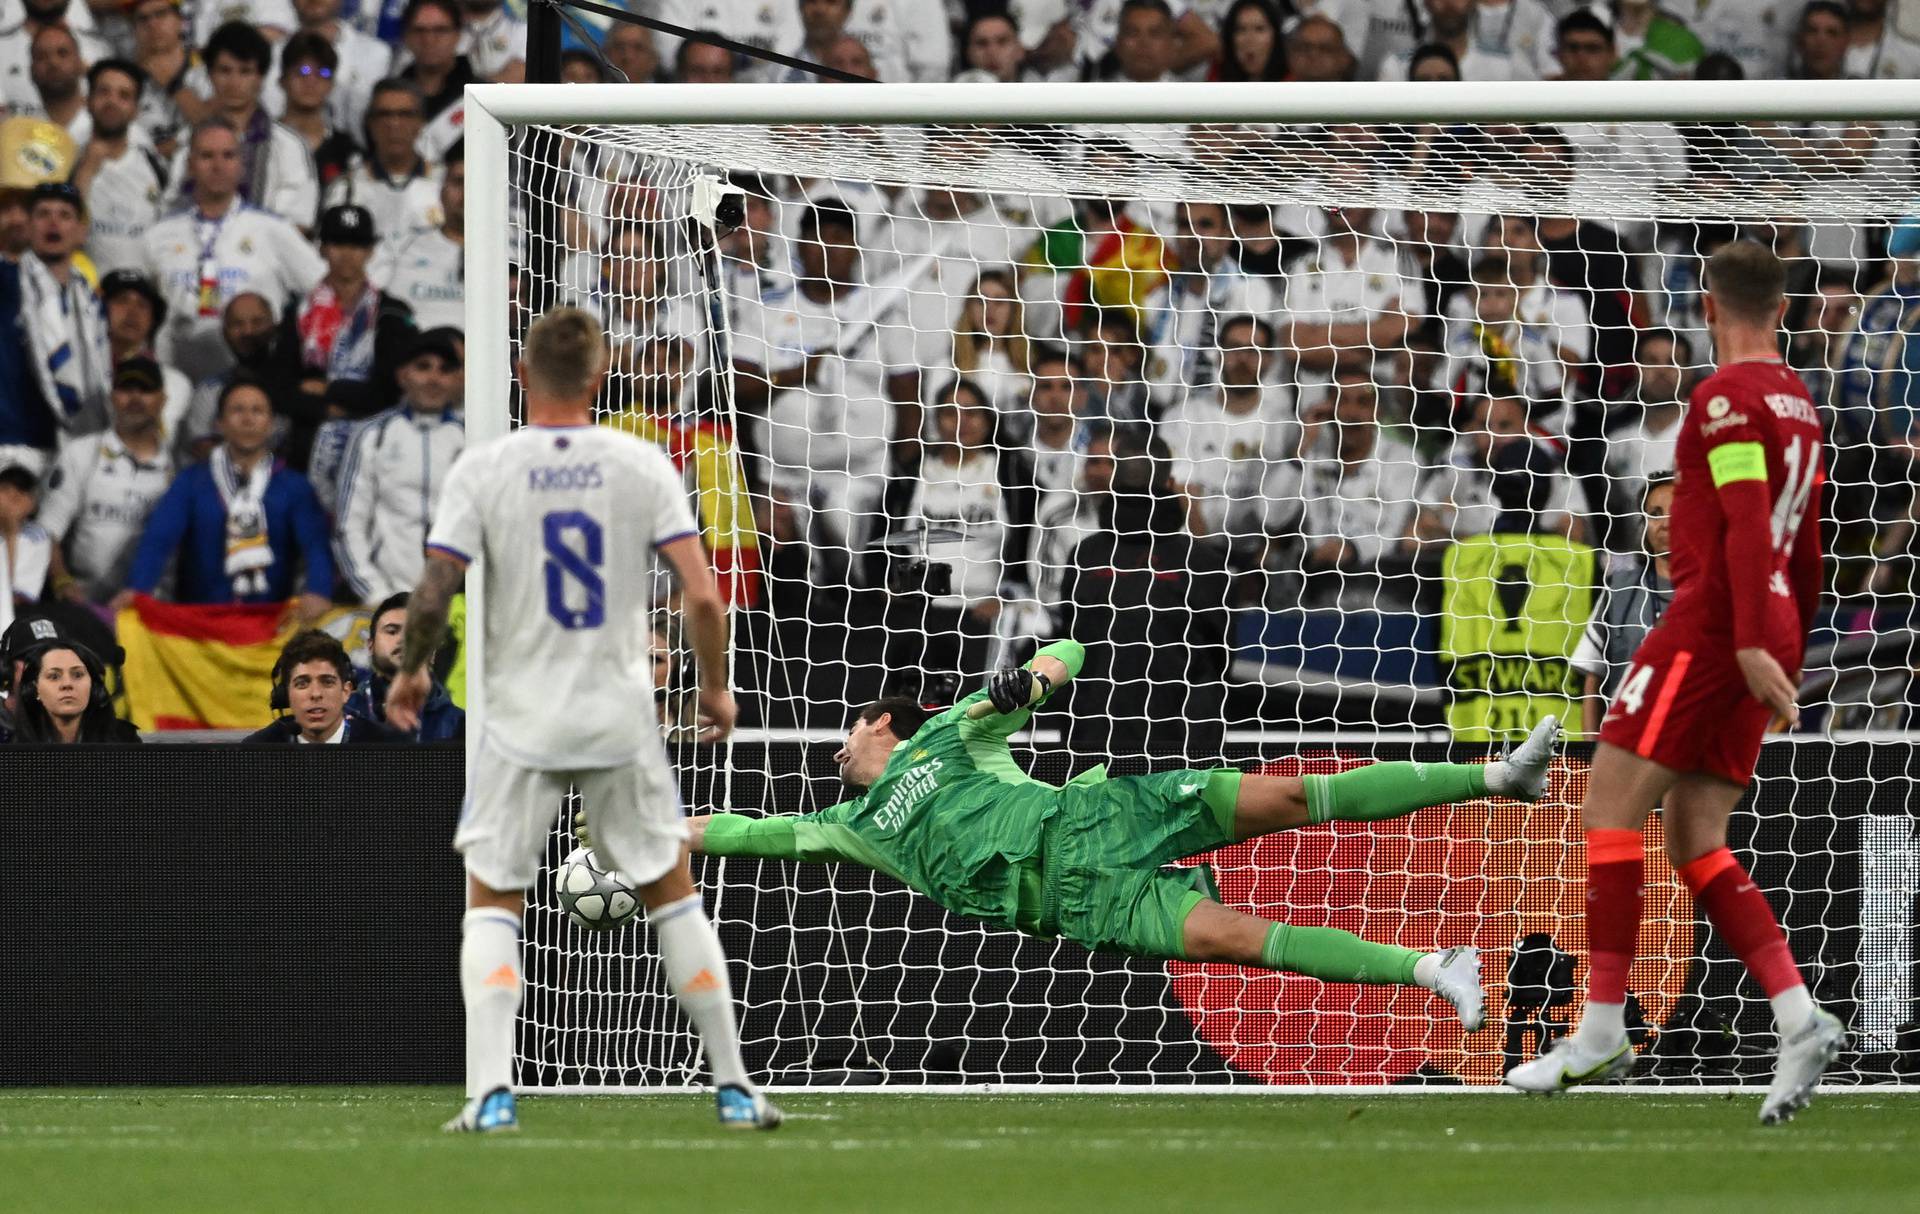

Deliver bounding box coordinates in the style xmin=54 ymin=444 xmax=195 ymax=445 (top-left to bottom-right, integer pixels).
xmin=986 ymin=667 xmax=1052 ymax=715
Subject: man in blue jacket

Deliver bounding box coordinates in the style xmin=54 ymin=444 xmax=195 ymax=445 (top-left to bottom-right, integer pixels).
xmin=115 ymin=375 xmax=334 ymax=626
xmin=346 ymin=589 xmax=463 ymax=741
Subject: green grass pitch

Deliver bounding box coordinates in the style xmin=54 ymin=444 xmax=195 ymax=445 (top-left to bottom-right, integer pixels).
xmin=4 ymin=1088 xmax=1915 ymax=1213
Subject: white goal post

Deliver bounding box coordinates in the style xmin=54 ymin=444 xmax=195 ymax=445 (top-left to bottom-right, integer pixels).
xmin=462 ymin=80 xmax=1920 ymax=1091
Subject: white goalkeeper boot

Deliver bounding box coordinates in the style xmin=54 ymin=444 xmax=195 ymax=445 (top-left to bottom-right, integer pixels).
xmin=1485 ymin=716 xmax=1562 ymax=802
xmin=1760 ymin=1007 xmax=1847 ymax=1125
xmin=1424 ymin=946 xmax=1486 ymax=1033
xmin=1507 ymin=1032 xmax=1634 ymax=1093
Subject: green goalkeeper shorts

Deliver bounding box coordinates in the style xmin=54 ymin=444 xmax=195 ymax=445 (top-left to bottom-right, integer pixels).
xmin=1040 ymin=768 xmax=1242 ymax=961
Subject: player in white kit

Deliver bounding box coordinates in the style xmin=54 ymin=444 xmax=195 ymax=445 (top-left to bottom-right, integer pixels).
xmin=386 ymin=307 xmax=780 ymax=1133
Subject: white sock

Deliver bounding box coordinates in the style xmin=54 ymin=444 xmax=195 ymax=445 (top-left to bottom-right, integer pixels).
xmin=1770 ymin=984 xmax=1815 ymax=1034
xmin=1574 ymin=1002 xmax=1626 ymax=1047
xmin=460 ymin=907 xmax=523 ymax=1100
xmin=650 ymin=894 xmax=750 ymax=1089
xmin=1412 ymin=952 xmax=1440 ymax=988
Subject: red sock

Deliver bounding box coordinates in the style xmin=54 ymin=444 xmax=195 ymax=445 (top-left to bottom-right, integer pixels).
xmin=1585 ymin=828 xmax=1644 ymax=1005
xmin=1678 ymin=848 xmax=1803 ymax=998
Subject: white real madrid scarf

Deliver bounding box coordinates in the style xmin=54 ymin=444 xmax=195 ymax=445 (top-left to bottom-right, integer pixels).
xmin=211 ymin=445 xmax=275 ymax=597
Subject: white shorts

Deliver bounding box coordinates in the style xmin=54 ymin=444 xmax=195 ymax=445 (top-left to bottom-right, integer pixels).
xmin=455 ymin=736 xmax=689 ymax=892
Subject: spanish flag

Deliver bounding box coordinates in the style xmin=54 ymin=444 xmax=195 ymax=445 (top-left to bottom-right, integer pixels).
xmin=601 ymin=410 xmax=762 ymax=607
xmin=118 ymin=596 xmax=366 ymax=731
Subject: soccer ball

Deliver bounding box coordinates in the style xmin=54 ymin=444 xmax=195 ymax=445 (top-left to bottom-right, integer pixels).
xmin=557 ymin=846 xmax=640 ymax=931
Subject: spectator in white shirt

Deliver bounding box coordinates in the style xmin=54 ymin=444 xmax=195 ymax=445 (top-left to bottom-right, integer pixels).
xmin=1603 ymin=327 xmax=1690 ymax=506
xmin=456 ymin=0 xmax=525 ymax=82
xmin=144 ymin=119 xmax=326 ymax=381
xmin=322 ymin=79 xmax=439 ymax=248
xmin=1843 ymin=0 xmax=1920 ymax=78
xmin=1378 ymin=0 xmax=1526 ymax=80
xmin=100 ymin=270 xmax=193 ymax=442
xmin=950 ymin=269 xmax=1035 ymax=428
xmin=126 ymin=0 xmax=211 ymax=156
xmin=1436 ymin=252 xmax=1570 ymax=428
xmin=24 ymin=24 xmax=88 ymax=143
xmin=0 ymin=0 xmax=110 ymax=117
xmin=744 ymin=197 xmax=919 ymax=580
xmin=333 ymin=331 xmax=464 ymax=605
xmin=0 ymin=464 xmax=52 ymax=633
xmin=369 ymin=137 xmax=463 ymax=331
xmin=265 ymin=0 xmax=392 ymax=136
xmin=1161 ymin=314 xmax=1299 ymax=554
xmin=74 ymin=59 xmax=168 ymax=277
xmin=166 ymin=22 xmax=319 ymax=228
xmin=18 ymin=182 xmax=112 ymax=441
xmin=39 ymin=356 xmax=175 ymax=603
xmin=1284 ymin=202 xmax=1422 ymax=387
xmin=1689 ymin=0 xmax=1794 ymax=79
xmin=1293 ymin=369 xmax=1434 ymax=606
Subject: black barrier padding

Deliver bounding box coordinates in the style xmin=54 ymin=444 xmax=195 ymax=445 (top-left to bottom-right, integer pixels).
xmin=1 ymin=745 xmax=465 ymax=1085
xmin=3 ymin=741 xmax=1913 ymax=1085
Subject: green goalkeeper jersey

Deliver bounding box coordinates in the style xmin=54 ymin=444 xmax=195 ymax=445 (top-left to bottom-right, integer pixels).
xmin=701 ymin=640 xmax=1090 ymax=932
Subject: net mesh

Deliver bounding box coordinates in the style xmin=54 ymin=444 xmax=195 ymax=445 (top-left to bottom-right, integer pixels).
xmin=496 ymin=112 xmax=1920 ymax=1088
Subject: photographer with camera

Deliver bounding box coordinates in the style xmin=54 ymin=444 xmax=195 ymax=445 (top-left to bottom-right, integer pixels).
xmin=878 ymin=377 xmax=1037 ymax=679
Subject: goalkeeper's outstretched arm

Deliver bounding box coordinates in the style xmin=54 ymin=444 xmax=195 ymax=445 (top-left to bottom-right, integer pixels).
xmin=967 ymin=638 xmax=1084 ymax=720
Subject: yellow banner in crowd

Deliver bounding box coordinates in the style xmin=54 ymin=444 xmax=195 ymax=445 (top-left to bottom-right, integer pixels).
xmin=118 ymin=596 xmax=368 ymax=731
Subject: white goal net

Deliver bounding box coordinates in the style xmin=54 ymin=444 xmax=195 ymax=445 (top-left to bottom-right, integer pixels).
xmin=464 ymin=82 xmax=1920 ymax=1089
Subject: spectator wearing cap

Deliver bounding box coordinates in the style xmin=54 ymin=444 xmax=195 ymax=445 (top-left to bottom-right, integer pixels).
xmin=118 ymin=375 xmax=333 ymax=621
xmin=456 ymin=0 xmax=527 ymax=82
xmin=368 ymin=137 xmax=462 ymax=330
xmin=38 ymin=356 xmax=176 ymax=604
xmin=270 ymin=33 xmax=359 ymax=193
xmin=273 ymin=202 xmax=415 ymax=456
xmin=397 ymin=0 xmax=477 ymax=122
xmin=164 ymin=22 xmax=319 ymax=229
xmin=127 ymin=0 xmax=213 ymax=155
xmin=332 ymin=327 xmax=463 ymax=605
xmin=74 ymin=59 xmax=169 ymax=277
xmin=0 ymin=463 xmax=52 ymax=635
xmin=345 ymin=589 xmax=463 ymax=740
xmin=12 ymin=182 xmax=112 ymax=455
xmin=322 ymin=79 xmax=440 ymax=250
xmin=244 ymin=629 xmax=402 ymax=743
xmin=143 ymin=118 xmax=324 ymax=382
xmin=24 ymin=24 xmax=89 ymax=143
xmin=0 ymin=612 xmax=67 ymax=740
xmin=266 ymin=0 xmax=393 ymax=139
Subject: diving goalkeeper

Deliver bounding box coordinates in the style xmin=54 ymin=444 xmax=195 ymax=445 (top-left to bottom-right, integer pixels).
xmin=686 ymin=641 xmax=1560 ymax=1026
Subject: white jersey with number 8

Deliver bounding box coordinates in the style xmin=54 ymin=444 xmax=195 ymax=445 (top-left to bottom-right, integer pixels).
xmin=427 ymin=424 xmax=699 ymax=770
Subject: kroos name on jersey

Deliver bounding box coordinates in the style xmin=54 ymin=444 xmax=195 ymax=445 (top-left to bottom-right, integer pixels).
xmin=528 ymin=464 xmax=604 ymax=491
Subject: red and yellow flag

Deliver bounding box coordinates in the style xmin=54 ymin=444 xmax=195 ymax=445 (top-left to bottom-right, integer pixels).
xmin=602 ymin=410 xmax=762 ymax=607
xmin=117 ymin=596 xmax=366 ymax=731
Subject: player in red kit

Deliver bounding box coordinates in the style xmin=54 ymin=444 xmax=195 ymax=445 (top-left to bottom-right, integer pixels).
xmin=1509 ymin=242 xmax=1846 ymax=1123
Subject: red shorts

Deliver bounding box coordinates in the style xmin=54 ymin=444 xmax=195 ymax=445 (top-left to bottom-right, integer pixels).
xmin=1596 ymin=630 xmax=1792 ymax=786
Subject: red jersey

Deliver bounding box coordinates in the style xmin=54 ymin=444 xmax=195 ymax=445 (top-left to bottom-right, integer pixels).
xmin=1661 ymin=358 xmax=1824 ymax=663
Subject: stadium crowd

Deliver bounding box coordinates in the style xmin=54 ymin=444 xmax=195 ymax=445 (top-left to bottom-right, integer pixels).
xmin=2 ymin=0 xmax=1918 ymax=741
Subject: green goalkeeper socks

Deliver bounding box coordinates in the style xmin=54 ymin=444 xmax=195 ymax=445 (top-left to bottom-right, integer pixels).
xmin=1302 ymin=762 xmax=1488 ymax=825
xmin=1261 ymin=923 xmax=1422 ymax=986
